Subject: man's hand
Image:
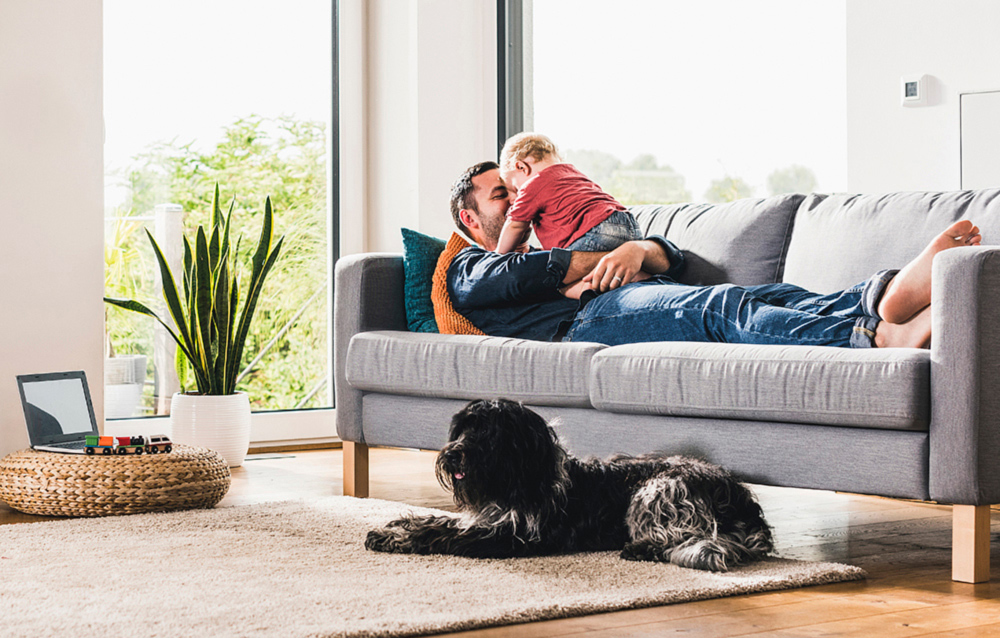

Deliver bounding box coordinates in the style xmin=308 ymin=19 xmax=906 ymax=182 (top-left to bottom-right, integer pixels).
xmin=581 ymin=242 xmax=646 ymax=292
xmin=560 ymin=240 xmax=671 ymax=294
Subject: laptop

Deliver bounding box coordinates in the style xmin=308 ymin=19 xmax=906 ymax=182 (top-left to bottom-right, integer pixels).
xmin=17 ymin=371 xmax=100 ymax=454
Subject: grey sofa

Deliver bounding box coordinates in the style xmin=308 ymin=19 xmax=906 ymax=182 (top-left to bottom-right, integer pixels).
xmin=334 ymin=189 xmax=1000 ymax=583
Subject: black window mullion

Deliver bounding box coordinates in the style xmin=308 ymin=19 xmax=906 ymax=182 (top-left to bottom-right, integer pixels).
xmin=330 ymin=0 xmax=340 ymax=408
xmin=497 ymin=0 xmax=525 ymax=152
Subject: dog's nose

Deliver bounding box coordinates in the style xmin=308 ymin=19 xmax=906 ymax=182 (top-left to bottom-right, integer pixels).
xmin=441 ymin=448 xmax=461 ymax=467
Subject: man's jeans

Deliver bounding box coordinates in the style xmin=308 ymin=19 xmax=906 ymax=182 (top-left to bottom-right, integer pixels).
xmin=561 ymin=270 xmax=898 ymax=348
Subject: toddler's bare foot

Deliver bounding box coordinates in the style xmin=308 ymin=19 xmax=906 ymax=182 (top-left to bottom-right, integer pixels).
xmin=874 ymin=306 xmax=932 ymax=349
xmin=877 ymin=220 xmax=981 ymax=323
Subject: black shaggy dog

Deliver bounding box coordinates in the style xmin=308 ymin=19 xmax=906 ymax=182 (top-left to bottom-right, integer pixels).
xmin=365 ymin=399 xmax=773 ymax=571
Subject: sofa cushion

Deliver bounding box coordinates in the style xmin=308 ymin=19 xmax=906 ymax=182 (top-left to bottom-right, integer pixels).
xmin=346 ymin=331 xmax=606 ymax=408
xmin=432 ymin=233 xmax=486 ymax=336
xmin=590 ymin=342 xmax=929 ymax=431
xmin=783 ymin=189 xmax=1000 ymax=292
xmin=401 ymin=228 xmax=445 ymax=333
xmin=630 ymin=194 xmax=803 ymax=287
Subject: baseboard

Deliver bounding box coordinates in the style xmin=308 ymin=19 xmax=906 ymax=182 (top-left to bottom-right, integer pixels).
xmin=248 ymin=440 xmax=343 ymax=454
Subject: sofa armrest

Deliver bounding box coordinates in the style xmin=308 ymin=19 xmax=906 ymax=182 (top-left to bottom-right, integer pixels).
xmin=334 ymin=253 xmax=407 ymax=443
xmin=930 ymin=246 xmax=1000 ymax=504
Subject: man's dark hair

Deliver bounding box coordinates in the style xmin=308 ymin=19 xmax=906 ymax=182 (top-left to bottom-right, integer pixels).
xmin=450 ymin=161 xmax=499 ymax=239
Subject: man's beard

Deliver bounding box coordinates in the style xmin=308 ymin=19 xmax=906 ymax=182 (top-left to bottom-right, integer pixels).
xmin=480 ymin=213 xmax=506 ymax=248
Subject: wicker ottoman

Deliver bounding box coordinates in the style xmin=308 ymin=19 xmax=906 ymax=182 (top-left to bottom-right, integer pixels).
xmin=0 ymin=445 xmax=231 ymax=517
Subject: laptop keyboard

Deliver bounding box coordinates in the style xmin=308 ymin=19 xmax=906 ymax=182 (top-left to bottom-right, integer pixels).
xmin=45 ymin=441 xmax=86 ymax=449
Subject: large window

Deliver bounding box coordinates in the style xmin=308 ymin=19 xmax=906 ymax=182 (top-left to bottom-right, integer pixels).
xmin=103 ymin=1 xmax=335 ymax=419
xmin=507 ymin=0 xmax=847 ymax=203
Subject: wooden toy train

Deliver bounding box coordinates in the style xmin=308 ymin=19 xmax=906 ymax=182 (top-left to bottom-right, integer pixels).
xmin=84 ymin=434 xmax=172 ymax=456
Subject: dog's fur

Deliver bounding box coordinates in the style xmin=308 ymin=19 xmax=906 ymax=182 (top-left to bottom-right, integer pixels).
xmin=365 ymin=399 xmax=773 ymax=571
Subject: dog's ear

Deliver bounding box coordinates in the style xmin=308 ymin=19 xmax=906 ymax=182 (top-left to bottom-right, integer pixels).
xmin=451 ymin=399 xmax=564 ymax=467
xmin=502 ymin=402 xmax=555 ymax=454
xmin=494 ymin=401 xmax=567 ymax=497
xmin=448 ymin=399 xmax=489 ymax=441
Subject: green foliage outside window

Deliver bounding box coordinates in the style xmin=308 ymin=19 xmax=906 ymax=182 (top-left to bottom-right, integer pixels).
xmin=704 ymin=176 xmax=755 ymax=203
xmin=105 ymin=115 xmax=329 ymax=412
xmin=767 ymin=164 xmax=818 ymax=196
xmin=565 ymin=149 xmax=692 ymax=205
xmin=104 ymin=211 xmax=153 ymax=359
xmin=564 ymin=151 xmax=823 ymax=206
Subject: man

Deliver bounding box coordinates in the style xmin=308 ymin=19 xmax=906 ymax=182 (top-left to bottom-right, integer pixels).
xmin=446 ymin=161 xmax=981 ymax=349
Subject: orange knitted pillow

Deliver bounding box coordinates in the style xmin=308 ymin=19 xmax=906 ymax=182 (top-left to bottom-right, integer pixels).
xmin=431 ymin=233 xmax=487 ymax=336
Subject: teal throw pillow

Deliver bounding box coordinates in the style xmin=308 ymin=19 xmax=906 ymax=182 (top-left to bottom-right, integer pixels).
xmin=401 ymin=227 xmax=446 ymax=333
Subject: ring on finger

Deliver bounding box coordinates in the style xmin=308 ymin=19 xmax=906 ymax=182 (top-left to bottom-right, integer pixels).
xmin=612 ymin=275 xmax=623 ymax=282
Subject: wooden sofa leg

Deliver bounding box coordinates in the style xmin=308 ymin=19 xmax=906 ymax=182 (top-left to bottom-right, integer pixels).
xmin=343 ymin=441 xmax=369 ymax=498
xmin=953 ymin=504 xmax=991 ymax=583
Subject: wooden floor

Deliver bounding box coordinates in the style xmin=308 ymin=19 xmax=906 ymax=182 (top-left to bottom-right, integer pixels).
xmin=4 ymin=447 xmax=1000 ymax=637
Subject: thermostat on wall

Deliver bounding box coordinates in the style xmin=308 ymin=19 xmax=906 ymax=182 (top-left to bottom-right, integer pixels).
xmin=901 ymin=74 xmax=928 ymax=107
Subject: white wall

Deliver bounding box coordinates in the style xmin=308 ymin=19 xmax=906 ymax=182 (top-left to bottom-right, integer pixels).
xmin=343 ymin=0 xmax=497 ymax=254
xmin=0 ymin=1 xmax=105 ymax=456
xmin=847 ymin=0 xmax=1000 ymax=193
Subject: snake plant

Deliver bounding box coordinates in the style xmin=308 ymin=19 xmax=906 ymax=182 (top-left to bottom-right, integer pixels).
xmin=104 ymin=185 xmax=284 ymax=395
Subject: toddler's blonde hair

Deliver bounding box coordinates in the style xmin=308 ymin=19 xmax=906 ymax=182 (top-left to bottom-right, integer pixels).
xmin=500 ymin=132 xmax=561 ymax=173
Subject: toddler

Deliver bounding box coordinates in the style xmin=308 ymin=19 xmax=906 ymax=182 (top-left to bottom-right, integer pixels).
xmin=495 ymin=132 xmax=641 ymax=255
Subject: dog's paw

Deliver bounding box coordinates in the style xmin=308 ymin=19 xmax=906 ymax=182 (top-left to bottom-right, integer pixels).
xmin=668 ymin=539 xmax=732 ymax=571
xmin=620 ymin=542 xmax=660 ymax=562
xmin=620 ymin=549 xmax=641 ymax=561
xmin=619 ymin=543 xmax=640 ymax=561
xmin=384 ymin=517 xmax=419 ymax=531
xmin=365 ymin=528 xmax=410 ymax=553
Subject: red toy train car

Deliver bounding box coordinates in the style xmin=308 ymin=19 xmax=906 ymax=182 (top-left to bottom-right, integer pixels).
xmin=84 ymin=434 xmax=172 ymax=456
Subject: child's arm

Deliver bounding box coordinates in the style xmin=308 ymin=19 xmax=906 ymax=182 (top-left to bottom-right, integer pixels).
xmin=560 ymin=271 xmax=652 ymax=300
xmin=558 ymin=278 xmax=590 ymax=300
xmin=495 ymin=218 xmax=532 ymax=254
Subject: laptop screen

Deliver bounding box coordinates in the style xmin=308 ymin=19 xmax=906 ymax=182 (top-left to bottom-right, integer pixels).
xmin=18 ymin=372 xmax=98 ymax=445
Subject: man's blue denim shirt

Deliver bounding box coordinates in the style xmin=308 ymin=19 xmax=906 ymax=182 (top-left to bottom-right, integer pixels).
xmin=447 ymin=236 xmax=686 ymax=341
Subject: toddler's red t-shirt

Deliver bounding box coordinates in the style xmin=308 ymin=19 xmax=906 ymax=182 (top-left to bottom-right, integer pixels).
xmin=506 ymin=164 xmax=626 ymax=249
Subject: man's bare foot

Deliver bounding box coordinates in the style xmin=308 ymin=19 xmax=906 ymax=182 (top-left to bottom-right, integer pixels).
xmin=877 ymin=220 xmax=982 ymax=323
xmin=874 ymin=306 xmax=932 ymax=349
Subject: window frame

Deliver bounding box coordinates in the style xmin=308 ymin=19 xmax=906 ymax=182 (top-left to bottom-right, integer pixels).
xmin=497 ymin=0 xmax=526 ymax=151
xmin=104 ymin=0 xmax=340 ymax=447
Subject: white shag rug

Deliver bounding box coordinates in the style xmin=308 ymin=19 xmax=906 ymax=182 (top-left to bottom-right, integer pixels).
xmin=0 ymin=496 xmax=864 ymax=638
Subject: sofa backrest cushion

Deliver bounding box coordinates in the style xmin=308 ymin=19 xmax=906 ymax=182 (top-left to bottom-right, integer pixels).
xmin=630 ymin=193 xmax=803 ymax=287
xmin=783 ymin=189 xmax=1000 ymax=292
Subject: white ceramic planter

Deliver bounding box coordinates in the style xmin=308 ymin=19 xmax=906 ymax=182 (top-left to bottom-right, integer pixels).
xmin=170 ymin=392 xmax=251 ymax=467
